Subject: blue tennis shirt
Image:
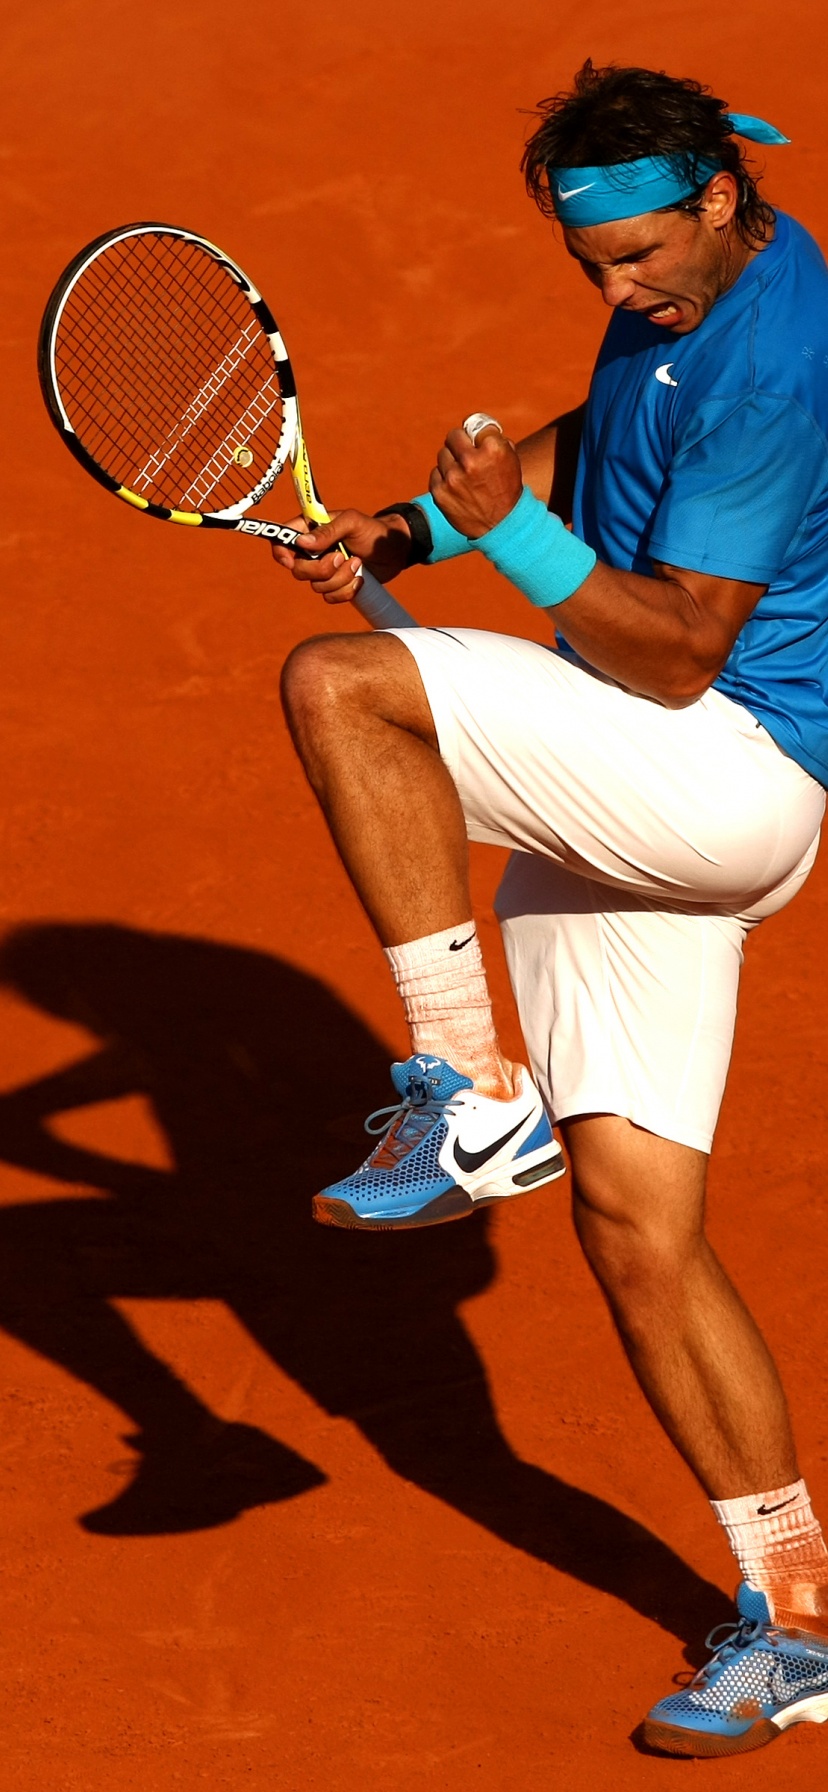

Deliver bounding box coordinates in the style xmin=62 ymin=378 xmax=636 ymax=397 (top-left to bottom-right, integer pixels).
xmin=568 ymin=211 xmax=828 ymax=786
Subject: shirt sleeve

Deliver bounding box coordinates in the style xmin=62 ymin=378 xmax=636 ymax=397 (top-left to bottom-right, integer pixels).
xmin=647 ymin=392 xmax=828 ymax=582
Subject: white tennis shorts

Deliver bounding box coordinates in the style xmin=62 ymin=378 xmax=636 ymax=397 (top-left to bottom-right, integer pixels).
xmin=391 ymin=627 xmax=825 ymax=1152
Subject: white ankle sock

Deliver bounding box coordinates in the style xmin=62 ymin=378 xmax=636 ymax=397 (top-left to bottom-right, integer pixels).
xmin=384 ymin=923 xmax=507 ymax=1093
xmin=712 ymin=1479 xmax=828 ymax=1625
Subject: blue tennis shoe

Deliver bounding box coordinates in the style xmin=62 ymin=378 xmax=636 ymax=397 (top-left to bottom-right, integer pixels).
xmin=643 ymin=1581 xmax=828 ymax=1756
xmin=313 ymin=1053 xmax=565 ymax=1229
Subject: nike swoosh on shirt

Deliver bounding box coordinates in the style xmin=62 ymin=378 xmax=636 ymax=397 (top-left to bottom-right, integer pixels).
xmin=756 ymin=1495 xmax=799 ymax=1516
xmin=454 ymin=1117 xmax=527 ymax=1174
xmin=655 ymin=363 xmax=679 ymax=387
xmin=556 ymin=181 xmax=595 ymax=201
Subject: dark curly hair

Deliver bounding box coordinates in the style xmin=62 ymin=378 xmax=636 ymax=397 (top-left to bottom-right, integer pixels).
xmin=522 ymin=61 xmax=775 ymax=245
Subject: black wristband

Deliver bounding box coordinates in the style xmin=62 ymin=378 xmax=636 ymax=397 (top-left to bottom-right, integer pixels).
xmin=374 ymin=500 xmax=434 ymax=566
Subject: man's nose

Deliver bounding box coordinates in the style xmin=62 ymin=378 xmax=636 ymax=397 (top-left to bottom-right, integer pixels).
xmin=599 ymin=267 xmax=637 ymax=308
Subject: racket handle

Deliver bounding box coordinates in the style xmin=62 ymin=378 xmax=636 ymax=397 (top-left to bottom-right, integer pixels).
xmin=354 ymin=568 xmax=418 ymax=630
xmin=288 ymin=446 xmax=419 ymax=630
xmin=238 ymin=518 xmax=418 ymax=629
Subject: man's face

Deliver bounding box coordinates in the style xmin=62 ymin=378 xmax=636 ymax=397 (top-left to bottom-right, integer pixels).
xmin=563 ymin=199 xmax=742 ymax=335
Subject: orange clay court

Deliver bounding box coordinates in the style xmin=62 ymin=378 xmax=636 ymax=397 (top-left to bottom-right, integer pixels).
xmin=2 ymin=2 xmax=828 ymax=1787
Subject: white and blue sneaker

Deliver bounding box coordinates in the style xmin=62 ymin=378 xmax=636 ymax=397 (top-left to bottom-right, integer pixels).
xmin=313 ymin=1053 xmax=565 ymax=1229
xmin=643 ymin=1581 xmax=828 ymax=1756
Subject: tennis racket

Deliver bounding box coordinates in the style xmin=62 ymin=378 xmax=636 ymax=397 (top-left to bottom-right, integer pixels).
xmin=37 ymin=222 xmax=417 ymax=631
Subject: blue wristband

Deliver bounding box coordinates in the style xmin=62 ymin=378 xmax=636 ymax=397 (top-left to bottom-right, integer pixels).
xmin=411 ymin=491 xmax=475 ymax=565
xmin=475 ymin=486 xmax=597 ymax=607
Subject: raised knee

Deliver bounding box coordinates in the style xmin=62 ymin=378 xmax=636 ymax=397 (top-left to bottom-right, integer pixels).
xmin=281 ymin=632 xmax=437 ymax=758
xmin=280 ymin=635 xmax=356 ymax=731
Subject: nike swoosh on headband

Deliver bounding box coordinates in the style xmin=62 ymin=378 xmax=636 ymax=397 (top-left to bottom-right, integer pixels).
xmin=454 ymin=1117 xmax=527 ymax=1174
xmin=556 ymin=181 xmax=595 ymax=201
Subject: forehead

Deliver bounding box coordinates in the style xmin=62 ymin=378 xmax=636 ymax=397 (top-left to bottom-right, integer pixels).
xmin=562 ymin=209 xmax=690 ymax=265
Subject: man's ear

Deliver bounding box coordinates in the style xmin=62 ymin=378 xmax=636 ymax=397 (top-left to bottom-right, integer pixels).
xmin=704 ymin=170 xmax=740 ymax=229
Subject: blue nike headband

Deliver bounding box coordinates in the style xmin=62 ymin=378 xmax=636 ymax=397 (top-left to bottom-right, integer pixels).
xmin=548 ymin=113 xmax=790 ymax=227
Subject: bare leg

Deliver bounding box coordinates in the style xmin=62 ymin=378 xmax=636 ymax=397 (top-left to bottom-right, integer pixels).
xmin=281 ymin=633 xmax=471 ymax=943
xmin=281 ymin=632 xmax=514 ymax=1097
xmin=564 ymin=1114 xmax=798 ymax=1497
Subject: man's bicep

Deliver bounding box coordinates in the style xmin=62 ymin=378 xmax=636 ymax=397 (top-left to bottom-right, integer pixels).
xmin=653 ymin=561 xmax=767 ymax=674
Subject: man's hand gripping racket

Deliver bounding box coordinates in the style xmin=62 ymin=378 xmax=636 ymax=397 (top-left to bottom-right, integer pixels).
xmin=37 ymin=222 xmax=416 ymax=631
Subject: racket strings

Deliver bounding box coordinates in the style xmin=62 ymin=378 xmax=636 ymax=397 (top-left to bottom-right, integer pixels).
xmin=53 ymin=233 xmax=287 ymax=512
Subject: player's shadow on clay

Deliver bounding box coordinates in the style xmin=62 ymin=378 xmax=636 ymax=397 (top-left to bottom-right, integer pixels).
xmin=0 ymin=921 xmax=728 ymax=1650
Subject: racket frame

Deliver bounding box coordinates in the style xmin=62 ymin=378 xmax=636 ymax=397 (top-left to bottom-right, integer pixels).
xmin=38 ymin=222 xmax=417 ymax=629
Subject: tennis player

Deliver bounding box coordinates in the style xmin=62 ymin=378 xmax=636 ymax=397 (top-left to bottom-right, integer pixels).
xmin=274 ymin=63 xmax=828 ymax=1755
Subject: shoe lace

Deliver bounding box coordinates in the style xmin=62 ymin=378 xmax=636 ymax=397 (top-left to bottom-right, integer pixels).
xmin=691 ymin=1617 xmax=775 ymax=1687
xmin=363 ymin=1076 xmax=459 ymax=1165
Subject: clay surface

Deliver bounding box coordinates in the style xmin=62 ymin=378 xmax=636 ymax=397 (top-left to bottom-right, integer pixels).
xmin=2 ymin=3 xmax=828 ymax=1784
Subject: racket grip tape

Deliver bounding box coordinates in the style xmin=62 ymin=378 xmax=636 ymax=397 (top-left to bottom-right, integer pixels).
xmin=354 ymin=569 xmax=418 ymax=629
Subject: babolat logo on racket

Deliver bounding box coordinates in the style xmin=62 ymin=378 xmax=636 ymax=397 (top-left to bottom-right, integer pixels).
xmin=237 ymin=519 xmax=301 ymax=544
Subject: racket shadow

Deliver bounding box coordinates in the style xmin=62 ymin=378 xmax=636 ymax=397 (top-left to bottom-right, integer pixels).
xmin=0 ymin=921 xmax=728 ymax=1652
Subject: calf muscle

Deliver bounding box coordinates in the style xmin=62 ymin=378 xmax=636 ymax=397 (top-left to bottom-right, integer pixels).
xmin=564 ymin=1114 xmax=798 ymax=1497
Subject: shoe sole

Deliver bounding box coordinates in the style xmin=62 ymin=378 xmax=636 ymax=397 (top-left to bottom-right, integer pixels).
xmin=642 ymin=1692 xmax=828 ymax=1757
xmin=313 ymin=1148 xmax=566 ymax=1230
